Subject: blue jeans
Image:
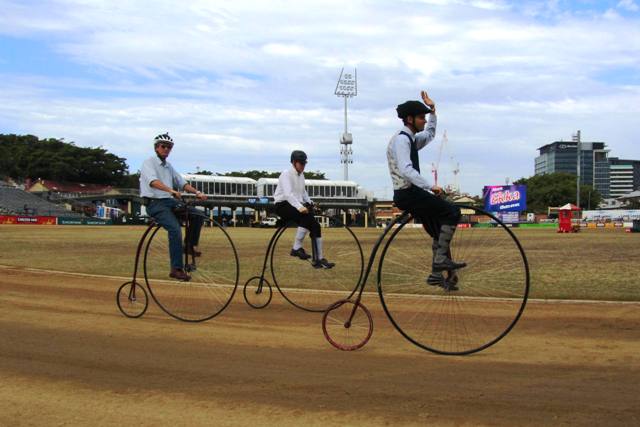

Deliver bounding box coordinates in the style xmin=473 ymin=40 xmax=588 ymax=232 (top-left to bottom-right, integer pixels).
xmin=147 ymin=198 xmax=204 ymax=270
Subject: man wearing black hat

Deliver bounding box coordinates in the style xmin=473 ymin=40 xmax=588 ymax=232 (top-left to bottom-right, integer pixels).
xmin=273 ymin=150 xmax=335 ymax=269
xmin=387 ymin=91 xmax=465 ymax=289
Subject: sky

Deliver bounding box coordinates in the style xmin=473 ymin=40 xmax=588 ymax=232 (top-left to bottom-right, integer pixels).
xmin=0 ymin=0 xmax=639 ymax=198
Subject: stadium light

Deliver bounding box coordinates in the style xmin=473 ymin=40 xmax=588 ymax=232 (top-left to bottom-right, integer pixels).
xmin=335 ymin=68 xmax=357 ymax=181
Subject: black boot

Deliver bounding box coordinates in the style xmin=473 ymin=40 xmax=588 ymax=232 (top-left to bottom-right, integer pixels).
xmin=432 ymin=225 xmax=466 ymax=272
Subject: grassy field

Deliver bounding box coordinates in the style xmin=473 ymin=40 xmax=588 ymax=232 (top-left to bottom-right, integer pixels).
xmin=0 ymin=224 xmax=639 ymax=301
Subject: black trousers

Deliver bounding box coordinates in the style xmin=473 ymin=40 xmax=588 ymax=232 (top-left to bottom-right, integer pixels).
xmin=394 ymin=186 xmax=461 ymax=238
xmin=274 ymin=201 xmax=321 ymax=239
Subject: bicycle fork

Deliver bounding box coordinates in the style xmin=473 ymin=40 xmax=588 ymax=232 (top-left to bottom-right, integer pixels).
xmin=343 ymin=212 xmax=411 ymax=327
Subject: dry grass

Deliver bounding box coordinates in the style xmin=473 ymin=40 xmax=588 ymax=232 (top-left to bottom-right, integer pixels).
xmin=1 ymin=224 xmax=638 ymax=301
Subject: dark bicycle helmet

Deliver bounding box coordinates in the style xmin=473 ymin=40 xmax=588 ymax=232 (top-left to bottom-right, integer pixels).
xmin=153 ymin=133 xmax=174 ymax=147
xmin=290 ymin=150 xmax=308 ymax=164
xmin=396 ymin=101 xmax=432 ymax=118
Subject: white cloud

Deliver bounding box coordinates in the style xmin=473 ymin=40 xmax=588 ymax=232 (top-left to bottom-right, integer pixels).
xmin=618 ymin=0 xmax=639 ymax=12
xmin=0 ymin=0 xmax=639 ymax=196
xmin=262 ymin=43 xmax=306 ymax=56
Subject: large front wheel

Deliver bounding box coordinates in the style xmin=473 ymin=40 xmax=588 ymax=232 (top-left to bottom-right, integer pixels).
xmin=144 ymin=220 xmax=239 ymax=322
xmin=377 ymin=206 xmax=530 ymax=355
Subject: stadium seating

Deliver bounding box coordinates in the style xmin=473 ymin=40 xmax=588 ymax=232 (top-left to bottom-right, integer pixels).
xmin=0 ymin=186 xmax=83 ymax=217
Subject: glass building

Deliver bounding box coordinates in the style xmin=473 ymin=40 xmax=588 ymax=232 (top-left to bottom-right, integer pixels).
xmin=535 ymin=141 xmax=610 ymax=197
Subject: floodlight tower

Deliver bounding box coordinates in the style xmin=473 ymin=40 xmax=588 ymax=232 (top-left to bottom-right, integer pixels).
xmin=335 ymin=68 xmax=357 ymax=181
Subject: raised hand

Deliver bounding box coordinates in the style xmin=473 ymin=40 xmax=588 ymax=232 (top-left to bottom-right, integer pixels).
xmin=421 ymin=90 xmax=436 ymax=112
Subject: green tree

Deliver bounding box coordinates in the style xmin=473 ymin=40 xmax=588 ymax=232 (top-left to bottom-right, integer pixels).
xmin=218 ymin=170 xmax=327 ymax=180
xmin=0 ymin=134 xmax=134 ymax=186
xmin=513 ymin=173 xmax=602 ymax=213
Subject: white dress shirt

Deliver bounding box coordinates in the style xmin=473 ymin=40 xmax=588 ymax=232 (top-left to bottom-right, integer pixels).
xmin=139 ymin=156 xmax=186 ymax=198
xmin=273 ymin=166 xmax=312 ymax=209
xmin=386 ymin=114 xmax=437 ymax=191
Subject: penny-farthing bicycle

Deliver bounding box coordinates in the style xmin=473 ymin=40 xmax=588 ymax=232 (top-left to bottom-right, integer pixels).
xmin=117 ymin=200 xmax=239 ymax=322
xmin=322 ymin=205 xmax=530 ymax=355
xmin=243 ymin=214 xmax=364 ymax=312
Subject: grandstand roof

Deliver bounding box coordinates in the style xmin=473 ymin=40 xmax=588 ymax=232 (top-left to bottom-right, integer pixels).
xmin=27 ymin=179 xmax=112 ymax=194
xmin=256 ymin=177 xmax=358 ymax=186
xmin=183 ymin=174 xmax=257 ymax=184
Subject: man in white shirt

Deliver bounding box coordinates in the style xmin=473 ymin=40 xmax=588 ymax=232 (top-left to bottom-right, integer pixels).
xmin=140 ymin=133 xmax=207 ymax=281
xmin=273 ymin=150 xmax=335 ymax=269
xmin=387 ymin=91 xmax=465 ymax=290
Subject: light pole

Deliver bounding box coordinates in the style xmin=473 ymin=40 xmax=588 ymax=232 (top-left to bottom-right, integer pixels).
xmin=574 ymin=130 xmax=581 ymax=207
xmin=334 ymin=68 xmax=357 ymax=181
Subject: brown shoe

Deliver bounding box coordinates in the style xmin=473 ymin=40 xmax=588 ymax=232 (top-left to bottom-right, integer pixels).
xmin=169 ymin=268 xmax=191 ymax=281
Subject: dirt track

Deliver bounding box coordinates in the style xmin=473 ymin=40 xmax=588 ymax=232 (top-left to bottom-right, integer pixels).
xmin=1 ymin=266 xmax=638 ymax=426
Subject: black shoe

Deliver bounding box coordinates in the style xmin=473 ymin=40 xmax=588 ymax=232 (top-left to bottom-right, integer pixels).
xmin=290 ymin=247 xmax=311 ymax=260
xmin=312 ymin=258 xmax=335 ymax=269
xmin=432 ymin=258 xmax=467 ymax=272
xmin=426 ymin=273 xmax=459 ymax=291
xmin=426 ymin=273 xmax=445 ymax=286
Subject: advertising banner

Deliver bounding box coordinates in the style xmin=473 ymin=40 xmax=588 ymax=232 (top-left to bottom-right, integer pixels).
xmin=58 ymin=217 xmax=111 ymax=225
xmin=57 ymin=217 xmax=84 ymax=225
xmin=0 ymin=215 xmax=57 ymax=225
xmin=483 ymin=185 xmax=527 ymax=212
xmin=581 ymin=209 xmax=640 ymax=222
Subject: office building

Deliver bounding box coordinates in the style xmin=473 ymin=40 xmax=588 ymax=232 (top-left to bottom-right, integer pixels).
xmin=608 ymin=157 xmax=640 ymax=198
xmin=535 ymin=140 xmax=610 ymax=197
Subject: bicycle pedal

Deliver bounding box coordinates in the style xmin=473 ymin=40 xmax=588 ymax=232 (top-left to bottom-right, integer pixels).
xmin=442 ymin=281 xmax=459 ymax=292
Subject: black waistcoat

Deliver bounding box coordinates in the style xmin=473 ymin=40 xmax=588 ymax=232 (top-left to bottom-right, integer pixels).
xmin=399 ymin=131 xmax=420 ymax=173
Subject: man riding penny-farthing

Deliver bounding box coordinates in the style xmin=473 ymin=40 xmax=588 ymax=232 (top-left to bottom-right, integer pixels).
xmin=322 ymin=91 xmax=530 ymax=355
xmin=116 ymin=133 xmax=239 ymax=322
xmin=243 ymin=150 xmax=363 ymax=313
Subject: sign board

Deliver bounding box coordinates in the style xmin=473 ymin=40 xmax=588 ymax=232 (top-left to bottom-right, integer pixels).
xmin=0 ymin=215 xmax=57 ymax=225
xmin=498 ymin=211 xmax=520 ymax=223
xmin=247 ymin=198 xmax=270 ymax=204
xmin=58 ymin=217 xmax=112 ymax=225
xmin=483 ymin=185 xmax=527 ymax=212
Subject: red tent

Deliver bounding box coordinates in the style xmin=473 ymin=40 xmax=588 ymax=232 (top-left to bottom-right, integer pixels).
xmin=558 ymin=203 xmax=581 ymax=233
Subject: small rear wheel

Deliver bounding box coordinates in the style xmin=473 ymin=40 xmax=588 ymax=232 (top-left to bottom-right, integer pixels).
xmin=243 ymin=276 xmax=273 ymax=309
xmin=322 ymin=299 xmax=373 ymax=351
xmin=116 ymin=281 xmax=148 ymax=318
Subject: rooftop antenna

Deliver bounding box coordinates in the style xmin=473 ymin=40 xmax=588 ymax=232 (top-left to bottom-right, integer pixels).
xmin=335 ymin=67 xmax=357 ymax=180
xmin=431 ymin=130 xmax=447 ymax=187
xmin=452 ymin=160 xmax=460 ymax=193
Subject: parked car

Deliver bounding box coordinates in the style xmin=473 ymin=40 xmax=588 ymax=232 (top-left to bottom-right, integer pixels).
xmin=260 ymin=217 xmax=278 ymax=227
